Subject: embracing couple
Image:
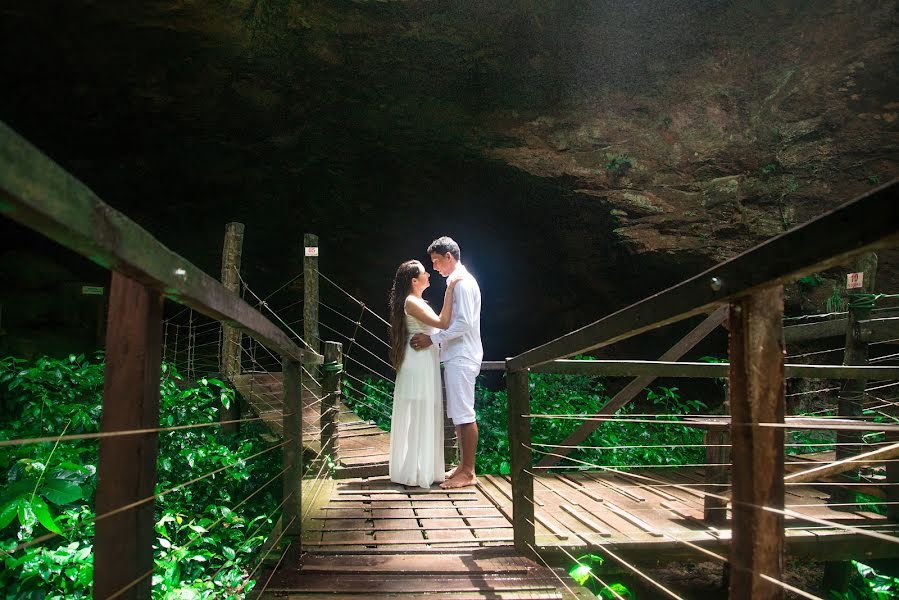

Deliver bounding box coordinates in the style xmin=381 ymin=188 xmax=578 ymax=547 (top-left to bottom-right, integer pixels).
xmin=387 ymin=236 xmax=482 ymax=490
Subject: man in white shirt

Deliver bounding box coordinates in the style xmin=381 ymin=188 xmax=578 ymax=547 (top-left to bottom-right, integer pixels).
xmin=410 ymin=236 xmax=482 ymax=488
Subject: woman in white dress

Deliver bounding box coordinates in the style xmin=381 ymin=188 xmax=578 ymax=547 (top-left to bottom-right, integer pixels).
xmin=387 ymin=260 xmax=460 ymax=488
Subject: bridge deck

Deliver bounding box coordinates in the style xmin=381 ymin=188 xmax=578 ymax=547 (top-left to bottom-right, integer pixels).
xmin=299 ymin=471 xmax=898 ymax=562
xmin=231 ymin=372 xmax=391 ymax=478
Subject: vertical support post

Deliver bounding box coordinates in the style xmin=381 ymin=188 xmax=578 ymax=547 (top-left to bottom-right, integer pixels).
xmin=887 ymin=431 xmax=899 ymax=521
xmin=220 ymin=222 xmax=245 ymax=433
xmin=507 ymin=364 xmax=535 ymax=556
xmin=836 ymin=253 xmax=878 ymax=477
xmin=321 ymin=341 xmax=342 ymax=459
xmin=728 ymin=285 xmax=785 ymax=600
xmin=303 ymin=234 xmax=321 ymax=393
xmin=703 ymin=424 xmax=729 ymax=524
xmin=282 ymin=358 xmax=304 ymax=540
xmin=94 ymin=273 xmax=164 ymax=599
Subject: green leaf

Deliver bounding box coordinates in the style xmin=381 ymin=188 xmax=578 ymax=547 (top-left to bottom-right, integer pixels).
xmin=0 ymin=500 xmax=20 ymax=529
xmin=40 ymin=479 xmax=84 ymax=505
xmin=569 ymin=564 xmax=591 ymax=585
xmin=30 ymin=497 xmax=62 ymax=534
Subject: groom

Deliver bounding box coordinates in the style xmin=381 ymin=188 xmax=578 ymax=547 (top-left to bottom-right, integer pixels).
xmin=410 ymin=236 xmax=482 ymax=489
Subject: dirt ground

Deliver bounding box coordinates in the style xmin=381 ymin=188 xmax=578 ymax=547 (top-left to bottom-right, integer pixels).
xmin=599 ymin=559 xmax=830 ymax=599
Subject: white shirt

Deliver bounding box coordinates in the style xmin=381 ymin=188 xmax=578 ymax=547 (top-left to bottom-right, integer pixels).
xmin=431 ymin=264 xmax=483 ymax=365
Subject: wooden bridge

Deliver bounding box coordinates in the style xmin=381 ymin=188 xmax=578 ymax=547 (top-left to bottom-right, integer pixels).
xmin=3 ymin=121 xmax=899 ymax=599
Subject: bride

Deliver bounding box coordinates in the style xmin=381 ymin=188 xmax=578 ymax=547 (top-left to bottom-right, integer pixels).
xmin=387 ymin=259 xmax=460 ymax=488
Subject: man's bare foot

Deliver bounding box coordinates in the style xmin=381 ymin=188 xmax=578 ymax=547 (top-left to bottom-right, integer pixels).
xmin=439 ymin=474 xmax=477 ymax=489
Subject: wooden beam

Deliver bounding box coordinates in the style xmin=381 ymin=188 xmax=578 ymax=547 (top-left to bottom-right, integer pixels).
xmin=94 ymin=273 xmax=164 ymax=599
xmin=785 ymin=442 xmax=899 ymax=484
xmin=0 ymin=122 xmax=319 ymax=365
xmin=784 ymin=318 xmax=848 ymax=343
xmin=531 ymin=359 xmax=899 ymax=380
xmin=728 ymin=285 xmax=785 ymax=600
xmin=220 ymin=222 xmax=245 ymax=433
xmin=536 ymin=307 xmax=727 ymax=468
xmin=506 ymin=179 xmax=898 ymax=371
xmin=887 ymin=433 xmax=899 ymax=521
xmin=283 ymin=359 xmax=303 ymax=540
xmin=856 ymin=316 xmax=899 ymax=343
xmin=506 ymin=366 xmax=535 ymax=556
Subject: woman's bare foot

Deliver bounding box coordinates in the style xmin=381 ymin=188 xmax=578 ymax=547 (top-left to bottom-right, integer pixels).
xmin=439 ymin=473 xmax=477 ymax=489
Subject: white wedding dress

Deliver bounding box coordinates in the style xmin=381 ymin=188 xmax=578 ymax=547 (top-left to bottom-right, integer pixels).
xmin=389 ymin=309 xmax=444 ymax=488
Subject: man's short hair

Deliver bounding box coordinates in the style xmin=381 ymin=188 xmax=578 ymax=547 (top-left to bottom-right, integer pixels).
xmin=427 ymin=236 xmax=461 ymax=260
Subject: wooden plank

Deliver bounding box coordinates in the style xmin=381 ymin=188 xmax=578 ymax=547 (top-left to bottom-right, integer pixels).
xmin=506 ymin=180 xmax=899 ymax=371
xmin=94 ymin=273 xmax=164 ymax=599
xmin=0 ymin=122 xmax=321 ymax=365
xmin=786 ymin=442 xmax=899 ymax=484
xmin=857 ymin=316 xmax=899 ymax=343
xmin=537 ymin=307 xmax=727 ymax=468
xmin=507 ymin=368 xmax=535 ymax=554
xmin=784 ymin=318 xmax=848 ymax=343
xmin=704 ymin=425 xmax=730 ymax=525
xmin=728 ymin=286 xmax=786 ymax=599
xmin=559 ymin=504 xmax=612 ymax=537
xmin=530 ymin=359 xmax=899 ymax=380
xmin=282 ymin=359 xmax=303 ymax=539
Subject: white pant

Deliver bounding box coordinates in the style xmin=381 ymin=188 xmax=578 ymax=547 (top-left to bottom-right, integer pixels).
xmin=444 ymin=360 xmax=479 ymax=425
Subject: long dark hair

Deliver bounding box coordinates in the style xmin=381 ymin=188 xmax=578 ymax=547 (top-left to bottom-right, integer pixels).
xmin=388 ymin=260 xmax=422 ymax=370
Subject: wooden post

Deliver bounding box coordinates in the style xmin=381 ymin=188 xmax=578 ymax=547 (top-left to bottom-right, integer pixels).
xmin=282 ymin=358 xmax=304 ymax=540
xmin=303 ymin=234 xmax=321 ymax=392
xmin=507 ymin=365 xmax=535 ymax=556
xmin=704 ymin=425 xmax=730 ymax=525
xmin=887 ymin=431 xmax=899 ymax=521
xmin=321 ymin=341 xmax=342 ymax=459
xmin=728 ymin=286 xmax=785 ymax=600
xmin=836 ymin=253 xmax=878 ymax=481
xmin=94 ymin=273 xmax=164 ymax=599
xmin=220 ymin=222 xmax=245 ymax=433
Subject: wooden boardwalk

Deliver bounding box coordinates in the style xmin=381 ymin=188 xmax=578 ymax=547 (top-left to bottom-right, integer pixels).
xmin=297 ymin=471 xmax=898 ymax=562
xmin=231 ymin=372 xmax=391 ymax=478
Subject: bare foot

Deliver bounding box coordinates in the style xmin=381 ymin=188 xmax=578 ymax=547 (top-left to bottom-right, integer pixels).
xmin=439 ymin=474 xmax=477 ymax=489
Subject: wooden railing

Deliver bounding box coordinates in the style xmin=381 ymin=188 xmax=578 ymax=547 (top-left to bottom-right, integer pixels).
xmin=503 ymin=180 xmax=899 ymax=599
xmin=0 ymin=122 xmax=324 ymax=598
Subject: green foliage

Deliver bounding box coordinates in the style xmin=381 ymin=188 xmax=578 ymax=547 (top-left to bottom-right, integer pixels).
xmin=760 ymin=162 xmax=780 ymax=176
xmin=656 ymin=113 xmax=672 ymax=130
xmin=830 ymin=560 xmax=899 ymax=599
xmin=604 ymin=154 xmax=634 ymax=178
xmin=344 ymin=358 xmax=707 ymax=475
xmin=867 ymin=175 xmax=880 ymax=185
xmin=826 ymin=286 xmax=847 ymax=316
xmin=569 ymin=554 xmax=634 ymax=598
xmin=343 ymin=377 xmax=394 ymax=431
xmin=798 ymin=273 xmax=825 ymax=288
xmin=0 ymin=355 xmax=281 ymax=599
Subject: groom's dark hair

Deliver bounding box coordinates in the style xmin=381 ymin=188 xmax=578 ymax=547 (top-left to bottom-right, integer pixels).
xmin=427 ymin=236 xmax=461 ymax=260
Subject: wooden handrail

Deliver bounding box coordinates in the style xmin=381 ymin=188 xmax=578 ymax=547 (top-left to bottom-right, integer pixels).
xmin=507 ymin=180 xmax=899 ymax=372
xmin=0 ymin=121 xmax=322 ymax=365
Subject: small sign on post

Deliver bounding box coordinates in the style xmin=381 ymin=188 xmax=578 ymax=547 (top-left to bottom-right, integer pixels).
xmin=304 ymin=247 xmax=319 ymax=257
xmin=847 ymin=272 xmax=864 ymax=290
xmin=82 ymin=285 xmax=105 ymax=296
